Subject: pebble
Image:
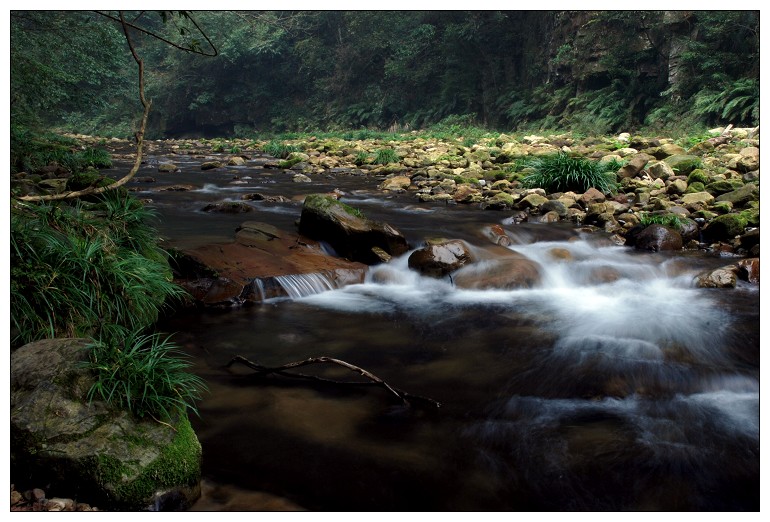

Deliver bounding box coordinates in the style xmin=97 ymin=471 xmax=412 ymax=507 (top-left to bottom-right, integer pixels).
xmin=10 ymin=485 xmax=99 ymax=512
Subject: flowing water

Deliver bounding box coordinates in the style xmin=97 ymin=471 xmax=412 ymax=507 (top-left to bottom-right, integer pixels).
xmin=128 ymin=151 xmax=759 ymax=511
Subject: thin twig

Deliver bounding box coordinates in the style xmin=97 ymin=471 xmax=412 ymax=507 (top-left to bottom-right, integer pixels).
xmin=226 ymin=355 xmax=441 ymax=408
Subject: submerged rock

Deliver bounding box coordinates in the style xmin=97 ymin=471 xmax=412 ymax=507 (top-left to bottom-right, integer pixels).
xmin=453 ymin=249 xmax=542 ymax=289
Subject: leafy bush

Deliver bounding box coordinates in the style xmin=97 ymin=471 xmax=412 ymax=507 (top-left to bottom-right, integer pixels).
xmin=693 ymin=77 xmax=759 ymax=126
xmin=84 ymin=326 xmax=207 ymax=420
xmin=10 ymin=194 xmax=186 ymax=348
xmin=521 ymin=153 xmax=618 ymax=194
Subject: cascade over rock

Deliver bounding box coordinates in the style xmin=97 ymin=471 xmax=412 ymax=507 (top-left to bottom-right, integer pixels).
xmin=173 ymin=221 xmax=367 ymax=305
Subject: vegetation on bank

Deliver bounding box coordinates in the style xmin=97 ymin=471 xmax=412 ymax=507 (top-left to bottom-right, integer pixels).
xmin=10 ymin=130 xmax=205 ymax=421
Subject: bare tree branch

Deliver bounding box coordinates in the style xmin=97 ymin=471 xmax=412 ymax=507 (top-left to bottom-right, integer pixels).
xmin=226 ymin=355 xmax=442 ymax=408
xmin=95 ymin=10 xmax=218 ymax=56
xmin=17 ymin=12 xmax=151 ymax=203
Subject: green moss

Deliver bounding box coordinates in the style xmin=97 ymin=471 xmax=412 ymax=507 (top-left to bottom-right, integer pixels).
xmin=706 ymin=179 xmax=744 ymax=195
xmin=685 ymin=181 xmax=706 ymax=193
xmin=686 ymin=169 xmax=710 ymax=185
xmin=93 ymin=415 xmax=201 ymax=508
xmin=304 ymin=193 xmax=365 ymax=218
xmin=279 ymin=157 xmax=302 ymax=169
xmin=739 ymin=208 xmax=760 ymax=227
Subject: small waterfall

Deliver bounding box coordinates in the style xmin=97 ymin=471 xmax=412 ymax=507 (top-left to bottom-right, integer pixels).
xmin=274 ymin=272 xmax=338 ymax=299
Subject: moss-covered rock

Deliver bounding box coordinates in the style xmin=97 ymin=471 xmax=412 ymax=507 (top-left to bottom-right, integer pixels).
xmin=663 ymin=155 xmax=702 ymax=176
xmin=298 ymin=194 xmax=409 ymax=264
xmin=702 ymin=213 xmax=749 ymax=242
xmin=11 ymin=338 xmax=202 ymax=511
xmin=686 ymin=169 xmax=710 ymax=185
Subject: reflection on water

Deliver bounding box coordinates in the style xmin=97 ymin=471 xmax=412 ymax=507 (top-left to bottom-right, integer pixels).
xmin=149 ymin=156 xmax=758 ymax=511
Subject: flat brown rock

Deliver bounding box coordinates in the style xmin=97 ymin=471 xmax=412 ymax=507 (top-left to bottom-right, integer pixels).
xmin=173 ymin=223 xmax=367 ymax=305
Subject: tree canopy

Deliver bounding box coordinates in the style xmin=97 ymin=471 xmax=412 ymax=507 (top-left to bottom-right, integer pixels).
xmin=10 ymin=10 xmax=759 ymax=137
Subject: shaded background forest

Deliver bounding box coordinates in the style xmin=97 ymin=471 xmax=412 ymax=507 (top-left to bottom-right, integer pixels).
xmin=10 ymin=10 xmax=759 ymax=138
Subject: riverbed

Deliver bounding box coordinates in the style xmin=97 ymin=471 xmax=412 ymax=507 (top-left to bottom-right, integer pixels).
xmin=126 ymin=148 xmax=759 ymax=511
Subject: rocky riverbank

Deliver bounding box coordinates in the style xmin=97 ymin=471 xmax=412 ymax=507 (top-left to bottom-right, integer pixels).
xmin=43 ymin=127 xmax=758 ymax=258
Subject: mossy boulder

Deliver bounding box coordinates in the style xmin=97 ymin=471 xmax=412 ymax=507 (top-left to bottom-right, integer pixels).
xmin=663 ymin=155 xmax=702 ymax=176
xmin=702 ymin=213 xmax=749 ymax=242
xmin=686 ymin=169 xmax=710 ymax=185
xmin=11 ymin=338 xmax=202 ymax=511
xmin=714 ymin=183 xmax=758 ymax=208
xmin=298 ymin=194 xmax=410 ymax=264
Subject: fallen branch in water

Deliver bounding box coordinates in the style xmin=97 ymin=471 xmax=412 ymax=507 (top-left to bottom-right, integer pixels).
xmin=225 ymin=355 xmax=441 ymax=408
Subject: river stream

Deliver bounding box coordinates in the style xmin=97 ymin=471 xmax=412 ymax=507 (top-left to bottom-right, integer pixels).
xmin=126 ymin=150 xmax=758 ymax=511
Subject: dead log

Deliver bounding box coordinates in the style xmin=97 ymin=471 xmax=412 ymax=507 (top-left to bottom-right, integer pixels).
xmin=226 ymin=355 xmax=441 ymax=408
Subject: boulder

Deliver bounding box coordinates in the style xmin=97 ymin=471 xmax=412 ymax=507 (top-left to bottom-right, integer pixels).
xmin=632 ymin=224 xmax=683 ymax=252
xmin=735 ymin=147 xmax=759 ymax=173
xmin=379 ymin=175 xmax=412 ymax=192
xmin=736 ymin=258 xmax=759 ymax=283
xmin=617 ymin=154 xmax=652 ymax=179
xmin=453 ymin=250 xmax=542 ymax=290
xmin=158 ymin=163 xmax=178 ymax=172
xmin=647 ymin=161 xmax=675 ymax=180
xmin=227 ymin=156 xmax=247 ymax=166
xmin=11 ymin=338 xmax=201 ymax=511
xmin=663 ymin=155 xmax=701 ymax=176
xmin=201 ymin=202 xmax=253 ymax=213
xmin=298 ymin=194 xmax=410 ymax=265
xmin=714 ymin=183 xmax=758 ymax=207
xmin=200 ymin=161 xmax=222 ymax=170
xmin=173 ymin=223 xmax=368 ymax=305
xmin=695 ymin=266 xmax=738 ymax=288
xmin=681 ymin=191 xmax=715 ymax=207
xmin=702 ymin=213 xmax=748 ymax=243
xmin=408 ymin=239 xmax=474 ymax=277
xmin=580 ymin=187 xmax=607 ymax=205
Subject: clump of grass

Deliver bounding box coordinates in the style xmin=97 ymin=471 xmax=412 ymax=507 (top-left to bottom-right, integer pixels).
xmin=261 ymin=141 xmax=302 ymax=159
xmin=84 ymin=326 xmax=207 ymax=420
xmin=638 ymin=212 xmax=684 ymax=229
xmin=10 ymin=125 xmax=113 ymax=174
xmin=353 ymin=151 xmax=371 ymax=166
xmin=520 ymin=152 xmax=618 ymax=194
xmin=10 ymin=194 xmax=186 ymax=348
xmin=373 ymin=148 xmax=400 ymax=165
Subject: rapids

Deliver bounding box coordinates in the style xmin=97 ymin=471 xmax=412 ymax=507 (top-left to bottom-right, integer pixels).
xmin=131 ymin=151 xmax=759 ymax=511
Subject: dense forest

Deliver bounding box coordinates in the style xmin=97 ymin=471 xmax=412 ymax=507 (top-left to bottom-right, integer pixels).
xmin=10 ymin=10 xmax=759 ymax=138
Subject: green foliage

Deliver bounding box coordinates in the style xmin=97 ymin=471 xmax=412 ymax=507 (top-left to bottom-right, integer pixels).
xmin=353 ymin=151 xmax=371 ymax=165
xmin=638 ymin=212 xmax=684 ymax=229
xmin=10 ymin=195 xmax=186 ymax=348
xmin=521 ymin=153 xmax=619 ymax=194
xmin=261 ymin=141 xmax=302 ymax=159
xmin=11 ymin=126 xmax=113 ymax=174
xmin=372 ymin=148 xmax=400 ymax=165
xmin=10 ymin=11 xmax=759 ymax=136
xmin=693 ymin=77 xmax=759 ymax=126
xmin=84 ymin=326 xmax=207 ymax=420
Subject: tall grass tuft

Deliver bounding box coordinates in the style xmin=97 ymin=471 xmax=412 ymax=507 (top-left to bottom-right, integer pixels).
xmin=84 ymin=326 xmax=207 ymax=420
xmin=10 ymin=194 xmax=186 ymax=348
xmin=261 ymin=140 xmax=302 ymax=159
xmin=373 ymin=148 xmax=400 ymax=165
xmin=521 ymin=152 xmax=619 ymax=194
